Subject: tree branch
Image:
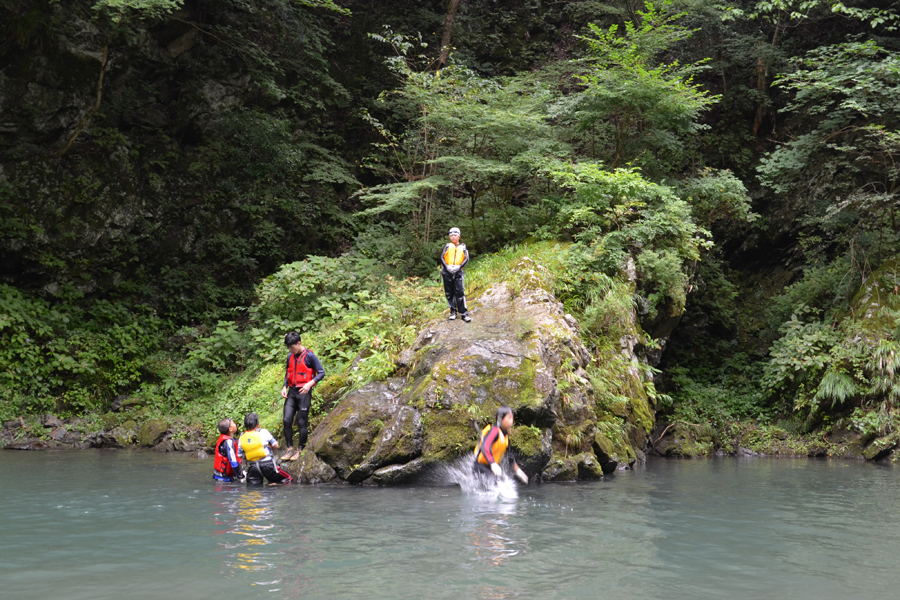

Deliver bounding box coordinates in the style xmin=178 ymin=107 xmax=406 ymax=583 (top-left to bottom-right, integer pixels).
xmin=58 ymin=37 xmax=111 ymax=157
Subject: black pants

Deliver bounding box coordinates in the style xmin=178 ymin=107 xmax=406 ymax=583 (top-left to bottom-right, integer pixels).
xmin=283 ymin=387 xmax=312 ymax=448
xmin=442 ymin=271 xmax=468 ymax=315
xmin=246 ymin=458 xmax=292 ymax=485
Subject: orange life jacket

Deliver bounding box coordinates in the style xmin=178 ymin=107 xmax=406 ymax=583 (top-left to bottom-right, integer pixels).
xmin=443 ymin=243 xmax=467 ymax=266
xmin=475 ymin=424 xmax=509 ymax=466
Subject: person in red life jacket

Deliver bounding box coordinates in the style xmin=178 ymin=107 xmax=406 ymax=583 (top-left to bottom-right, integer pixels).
xmin=238 ymin=412 xmax=292 ymax=485
xmin=213 ymin=417 xmax=244 ymax=482
xmin=474 ymin=406 xmax=529 ymax=484
xmin=277 ymin=331 xmax=325 ymax=461
xmin=440 ymin=227 xmax=471 ymax=322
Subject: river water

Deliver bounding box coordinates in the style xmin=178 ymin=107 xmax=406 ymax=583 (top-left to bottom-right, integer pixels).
xmin=1 ymin=450 xmax=898 ymax=599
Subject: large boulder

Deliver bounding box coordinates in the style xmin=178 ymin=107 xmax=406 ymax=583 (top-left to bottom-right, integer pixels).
xmin=138 ymin=419 xmax=169 ymax=447
xmin=97 ymin=426 xmax=135 ymax=448
xmin=284 ymin=256 xmax=654 ymax=484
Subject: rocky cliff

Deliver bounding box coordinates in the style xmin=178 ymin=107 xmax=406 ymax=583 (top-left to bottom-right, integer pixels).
xmin=286 ymin=257 xmax=655 ymax=484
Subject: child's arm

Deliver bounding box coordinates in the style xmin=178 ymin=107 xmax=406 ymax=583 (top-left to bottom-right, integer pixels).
xmin=226 ymin=439 xmax=244 ymax=478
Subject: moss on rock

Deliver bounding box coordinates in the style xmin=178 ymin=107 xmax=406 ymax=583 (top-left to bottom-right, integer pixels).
xmin=421 ymin=410 xmax=477 ymax=463
xmin=138 ymin=419 xmax=168 ymax=447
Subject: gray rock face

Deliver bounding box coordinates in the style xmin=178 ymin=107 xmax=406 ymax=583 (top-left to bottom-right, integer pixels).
xmin=110 ymin=396 xmax=130 ymax=413
xmin=41 ymin=414 xmax=64 ymax=428
xmin=98 ymin=426 xmax=135 ymax=448
xmin=4 ymin=439 xmax=49 ymax=451
xmin=285 ymin=257 xmax=653 ymax=484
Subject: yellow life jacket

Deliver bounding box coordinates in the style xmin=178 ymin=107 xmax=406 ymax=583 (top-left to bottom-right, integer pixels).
xmin=474 ymin=424 xmax=508 ymax=465
xmin=443 ymin=243 xmax=467 ymax=266
xmin=239 ymin=430 xmax=267 ymax=462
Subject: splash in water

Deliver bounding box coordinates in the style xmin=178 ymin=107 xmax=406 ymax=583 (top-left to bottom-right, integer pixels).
xmin=432 ymin=456 xmax=519 ymax=502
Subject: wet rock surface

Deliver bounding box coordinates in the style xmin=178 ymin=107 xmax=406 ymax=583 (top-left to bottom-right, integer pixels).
xmin=285 ymin=259 xmax=653 ymax=484
xmin=138 ymin=419 xmax=169 ymax=447
xmin=1 ymin=413 xmax=204 ymax=454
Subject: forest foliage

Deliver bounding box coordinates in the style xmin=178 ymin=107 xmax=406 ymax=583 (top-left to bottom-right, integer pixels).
xmin=2 ymin=0 xmax=900 ymax=442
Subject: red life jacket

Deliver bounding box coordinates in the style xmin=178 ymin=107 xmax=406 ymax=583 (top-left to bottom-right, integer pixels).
xmin=213 ymin=434 xmax=241 ymax=476
xmin=286 ymin=349 xmax=314 ymax=387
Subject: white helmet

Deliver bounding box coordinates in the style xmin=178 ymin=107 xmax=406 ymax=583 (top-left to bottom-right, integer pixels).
xmin=449 ymin=227 xmax=461 ymax=236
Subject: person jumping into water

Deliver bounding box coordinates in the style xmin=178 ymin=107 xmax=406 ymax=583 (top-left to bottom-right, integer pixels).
xmin=440 ymin=226 xmax=471 ymax=322
xmin=278 ymin=331 xmax=325 ymax=461
xmin=239 ymin=412 xmax=292 ymax=485
xmin=474 ymin=406 xmax=529 ymax=484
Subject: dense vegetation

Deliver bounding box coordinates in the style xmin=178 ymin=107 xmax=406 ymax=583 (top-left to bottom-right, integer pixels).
xmin=2 ymin=0 xmax=900 ymax=451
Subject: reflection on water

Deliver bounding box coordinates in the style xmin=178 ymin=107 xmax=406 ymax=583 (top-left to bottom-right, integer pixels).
xmin=462 ymin=502 xmax=522 ymax=600
xmin=4 ymin=452 xmax=900 ymax=600
xmin=220 ymin=489 xmax=278 ymax=573
xmin=463 ymin=501 xmax=521 ymax=567
xmin=212 ymin=484 xmax=319 ymax=595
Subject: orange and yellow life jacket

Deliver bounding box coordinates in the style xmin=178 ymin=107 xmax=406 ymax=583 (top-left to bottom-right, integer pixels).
xmin=443 ymin=243 xmax=467 ymax=266
xmin=474 ymin=424 xmax=509 ymax=466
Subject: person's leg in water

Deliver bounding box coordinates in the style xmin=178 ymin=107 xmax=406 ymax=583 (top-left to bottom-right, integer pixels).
xmin=281 ymin=389 xmax=300 ymax=460
xmin=472 ymin=460 xmax=496 ymax=489
xmin=259 ymin=458 xmax=292 ymax=484
xmin=442 ymin=271 xmax=458 ymax=319
xmin=245 ymin=461 xmax=264 ymax=485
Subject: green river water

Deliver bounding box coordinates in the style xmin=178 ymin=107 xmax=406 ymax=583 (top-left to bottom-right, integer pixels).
xmin=1 ymin=450 xmax=898 ymax=599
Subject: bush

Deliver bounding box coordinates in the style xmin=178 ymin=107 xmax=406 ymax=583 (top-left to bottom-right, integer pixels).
xmin=0 ymin=285 xmax=166 ymax=418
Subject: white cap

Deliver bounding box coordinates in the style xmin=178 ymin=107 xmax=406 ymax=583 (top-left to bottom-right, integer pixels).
xmin=449 ymin=227 xmax=461 ymax=236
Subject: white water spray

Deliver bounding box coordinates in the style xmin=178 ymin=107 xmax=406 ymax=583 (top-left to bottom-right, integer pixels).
xmin=430 ymin=456 xmax=519 ymax=502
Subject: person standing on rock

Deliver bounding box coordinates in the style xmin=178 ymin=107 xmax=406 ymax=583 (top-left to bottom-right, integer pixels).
xmin=239 ymin=412 xmax=292 ymax=485
xmin=440 ymin=226 xmax=471 ymax=322
xmin=474 ymin=406 xmax=529 ymax=484
xmin=278 ymin=331 xmax=325 ymax=461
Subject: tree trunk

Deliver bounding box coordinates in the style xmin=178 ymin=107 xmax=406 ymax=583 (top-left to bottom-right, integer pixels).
xmin=58 ymin=38 xmax=110 ymax=157
xmin=752 ymin=16 xmax=782 ymax=139
xmin=437 ymin=0 xmax=461 ymax=68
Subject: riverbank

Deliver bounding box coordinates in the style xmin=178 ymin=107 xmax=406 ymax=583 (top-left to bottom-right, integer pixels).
xmin=649 ymin=419 xmax=900 ymax=463
xmin=6 ymin=410 xmax=898 ymax=473
xmin=1 ymin=412 xmax=208 ymax=454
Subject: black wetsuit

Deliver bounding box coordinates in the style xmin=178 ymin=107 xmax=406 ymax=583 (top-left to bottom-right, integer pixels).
xmin=245 ymin=458 xmax=292 ymax=485
xmin=439 ymin=243 xmax=470 ymax=316
xmin=283 ymin=350 xmax=325 ymax=449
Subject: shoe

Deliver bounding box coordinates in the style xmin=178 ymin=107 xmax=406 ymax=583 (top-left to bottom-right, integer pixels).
xmin=280 ymin=447 xmax=295 ymax=461
xmin=291 ymin=448 xmax=303 ymax=461
xmin=448 ymin=313 xmax=457 ymax=320
xmin=462 ymin=314 xmax=472 ymax=322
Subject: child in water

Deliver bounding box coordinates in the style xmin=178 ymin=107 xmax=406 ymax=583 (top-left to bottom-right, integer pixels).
xmin=474 ymin=406 xmax=529 ymax=484
xmin=213 ymin=417 xmax=244 ymax=482
xmin=238 ymin=412 xmax=292 ymax=485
